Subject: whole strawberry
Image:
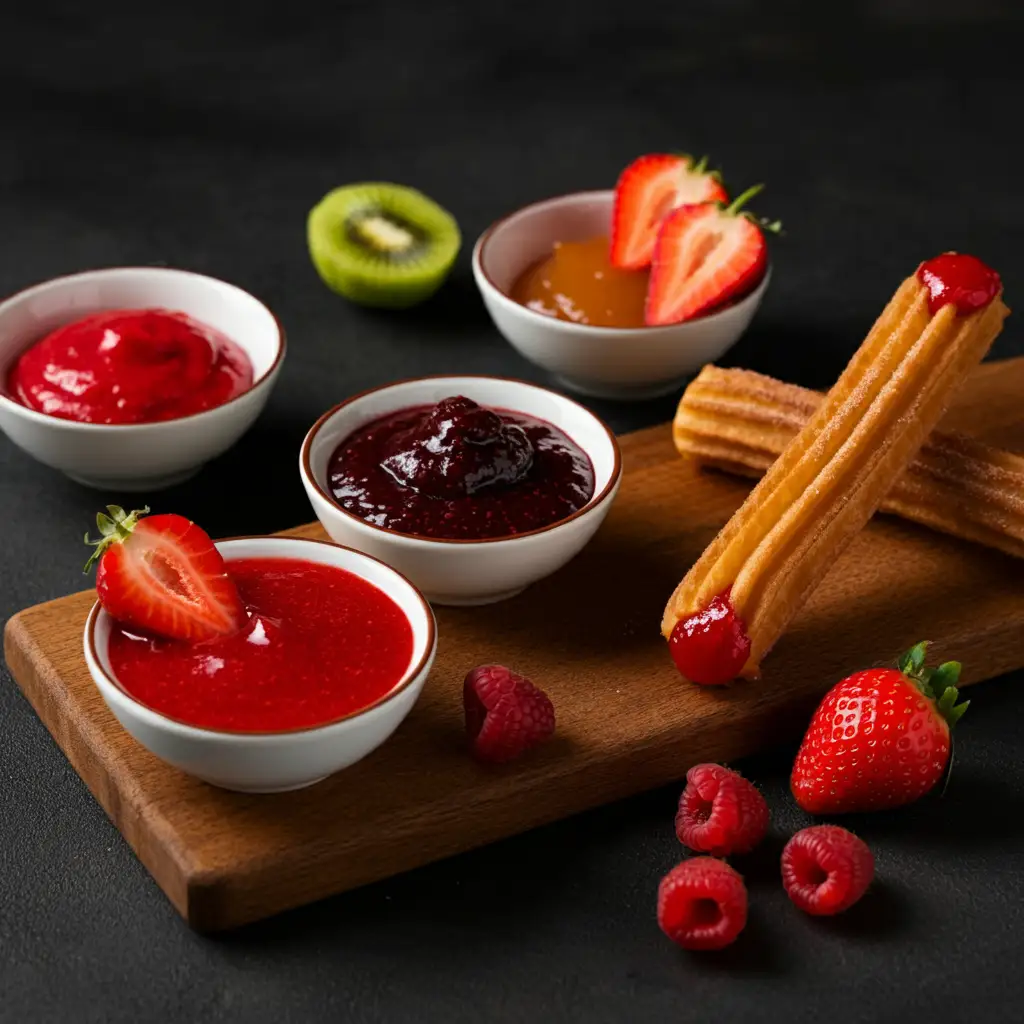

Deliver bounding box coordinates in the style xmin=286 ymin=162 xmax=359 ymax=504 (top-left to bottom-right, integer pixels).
xmin=791 ymin=642 xmax=967 ymax=814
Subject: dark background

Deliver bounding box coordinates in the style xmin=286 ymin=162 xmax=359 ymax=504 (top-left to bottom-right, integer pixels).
xmin=3 ymin=2 xmax=1024 ymax=1021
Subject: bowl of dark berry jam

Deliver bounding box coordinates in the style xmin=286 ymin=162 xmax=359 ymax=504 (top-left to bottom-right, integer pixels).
xmin=84 ymin=536 xmax=437 ymax=793
xmin=0 ymin=267 xmax=285 ymax=490
xmin=300 ymin=376 xmax=622 ymax=605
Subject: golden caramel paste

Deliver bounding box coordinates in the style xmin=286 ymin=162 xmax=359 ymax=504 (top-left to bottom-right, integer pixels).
xmin=509 ymin=236 xmax=649 ymax=328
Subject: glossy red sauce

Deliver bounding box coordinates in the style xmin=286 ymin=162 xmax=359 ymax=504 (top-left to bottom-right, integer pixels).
xmin=668 ymin=590 xmax=751 ymax=685
xmin=916 ymin=253 xmax=1000 ymax=316
xmin=7 ymin=308 xmax=253 ymax=424
xmin=327 ymin=396 xmax=595 ymax=540
xmin=107 ymin=557 xmax=415 ymax=731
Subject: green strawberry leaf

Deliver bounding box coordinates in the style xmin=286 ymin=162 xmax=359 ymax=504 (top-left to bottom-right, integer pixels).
xmin=898 ymin=641 xmax=929 ymax=677
xmin=84 ymin=505 xmax=149 ymax=572
xmin=897 ymin=644 xmax=968 ymax=727
xmin=929 ymin=660 xmax=962 ymax=695
xmin=723 ymin=183 xmax=764 ymax=216
xmin=936 ymin=686 xmax=970 ymax=727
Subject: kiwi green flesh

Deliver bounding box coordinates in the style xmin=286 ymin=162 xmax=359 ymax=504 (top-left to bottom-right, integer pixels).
xmin=308 ymin=183 xmax=461 ymax=309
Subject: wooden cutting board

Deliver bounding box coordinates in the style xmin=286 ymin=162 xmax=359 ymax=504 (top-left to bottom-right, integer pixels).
xmin=7 ymin=357 xmax=1024 ymax=932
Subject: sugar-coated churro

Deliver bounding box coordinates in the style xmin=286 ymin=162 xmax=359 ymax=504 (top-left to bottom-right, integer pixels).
xmin=674 ymin=365 xmax=1024 ymax=561
xmin=662 ymin=253 xmax=1009 ymax=684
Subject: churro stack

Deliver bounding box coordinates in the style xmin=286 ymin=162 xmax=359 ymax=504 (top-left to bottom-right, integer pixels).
xmin=662 ymin=256 xmax=1009 ymax=681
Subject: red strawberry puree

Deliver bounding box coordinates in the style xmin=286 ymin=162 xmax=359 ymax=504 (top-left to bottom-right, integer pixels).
xmin=107 ymin=558 xmax=414 ymax=731
xmin=7 ymin=308 xmax=253 ymax=424
xmin=916 ymin=253 xmax=1000 ymax=315
xmin=668 ymin=590 xmax=751 ymax=686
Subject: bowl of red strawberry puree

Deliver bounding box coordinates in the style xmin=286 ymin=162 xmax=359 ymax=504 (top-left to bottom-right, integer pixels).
xmin=472 ymin=190 xmax=769 ymax=400
xmin=0 ymin=267 xmax=284 ymax=490
xmin=83 ymin=536 xmax=437 ymax=793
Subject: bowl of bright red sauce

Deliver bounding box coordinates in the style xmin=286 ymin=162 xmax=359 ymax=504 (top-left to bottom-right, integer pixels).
xmin=301 ymin=375 xmax=622 ymax=605
xmin=83 ymin=536 xmax=436 ymax=793
xmin=0 ymin=267 xmax=285 ymax=490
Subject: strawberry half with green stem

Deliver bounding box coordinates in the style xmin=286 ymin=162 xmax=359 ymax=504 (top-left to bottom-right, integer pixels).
xmin=85 ymin=506 xmax=246 ymax=642
xmin=645 ymin=184 xmax=779 ymax=326
xmin=791 ymin=642 xmax=968 ymax=815
xmin=609 ymin=154 xmax=728 ymax=270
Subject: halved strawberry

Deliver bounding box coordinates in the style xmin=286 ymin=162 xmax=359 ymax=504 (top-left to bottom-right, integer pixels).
xmin=645 ymin=185 xmax=776 ymax=326
xmin=84 ymin=506 xmax=246 ymax=642
xmin=609 ymin=154 xmax=727 ymax=270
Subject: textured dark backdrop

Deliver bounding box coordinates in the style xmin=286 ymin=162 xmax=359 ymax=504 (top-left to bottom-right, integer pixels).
xmin=2 ymin=2 xmax=1024 ymax=1021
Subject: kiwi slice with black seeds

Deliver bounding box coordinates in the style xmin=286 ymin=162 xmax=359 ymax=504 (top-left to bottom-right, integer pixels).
xmin=307 ymin=183 xmax=461 ymax=308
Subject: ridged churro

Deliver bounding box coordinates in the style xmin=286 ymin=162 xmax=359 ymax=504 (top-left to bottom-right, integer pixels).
xmin=662 ymin=254 xmax=1009 ymax=684
xmin=674 ymin=365 xmax=1024 ymax=561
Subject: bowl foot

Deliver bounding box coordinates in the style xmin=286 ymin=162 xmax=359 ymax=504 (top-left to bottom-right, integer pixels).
xmin=553 ymin=374 xmax=689 ymax=401
xmin=65 ymin=466 xmax=203 ymax=492
xmin=202 ymin=775 xmax=330 ymax=794
xmin=427 ymin=586 xmax=526 ymax=607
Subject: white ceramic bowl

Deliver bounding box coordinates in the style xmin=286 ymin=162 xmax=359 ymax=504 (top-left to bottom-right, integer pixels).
xmin=472 ymin=190 xmax=770 ymax=400
xmin=0 ymin=267 xmax=285 ymax=490
xmin=83 ymin=536 xmax=436 ymax=793
xmin=300 ymin=375 xmax=622 ymax=606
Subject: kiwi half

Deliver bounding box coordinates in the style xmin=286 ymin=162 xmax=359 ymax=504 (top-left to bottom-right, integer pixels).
xmin=307 ymin=182 xmax=461 ymax=308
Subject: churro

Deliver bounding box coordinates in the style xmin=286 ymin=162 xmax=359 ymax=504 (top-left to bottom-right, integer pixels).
xmin=662 ymin=254 xmax=1009 ymax=684
xmin=674 ymin=365 xmax=1024 ymax=561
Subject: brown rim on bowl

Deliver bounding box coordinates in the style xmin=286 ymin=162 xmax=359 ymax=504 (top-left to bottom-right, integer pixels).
xmin=0 ymin=266 xmax=287 ymax=430
xmin=473 ymin=188 xmax=770 ymax=334
xmin=300 ymin=373 xmax=623 ymax=546
xmin=86 ymin=536 xmax=436 ymax=737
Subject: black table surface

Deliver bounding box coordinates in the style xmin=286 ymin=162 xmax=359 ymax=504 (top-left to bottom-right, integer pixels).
xmin=3 ymin=2 xmax=1024 ymax=1021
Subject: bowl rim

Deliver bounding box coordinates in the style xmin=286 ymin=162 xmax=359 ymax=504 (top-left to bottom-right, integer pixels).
xmin=0 ymin=266 xmax=287 ymax=432
xmin=300 ymin=373 xmax=623 ymax=547
xmin=471 ymin=188 xmax=771 ymax=336
xmin=84 ymin=535 xmax=437 ymax=738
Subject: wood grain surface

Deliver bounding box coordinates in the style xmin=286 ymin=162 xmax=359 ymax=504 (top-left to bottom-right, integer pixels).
xmin=6 ymin=358 xmax=1024 ymax=931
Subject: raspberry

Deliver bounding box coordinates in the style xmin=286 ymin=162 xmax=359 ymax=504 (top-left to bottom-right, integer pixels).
xmin=657 ymin=857 xmax=748 ymax=951
xmin=781 ymin=825 xmax=874 ymax=916
xmin=675 ymin=763 xmax=769 ymax=857
xmin=463 ymin=665 xmax=555 ymax=763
